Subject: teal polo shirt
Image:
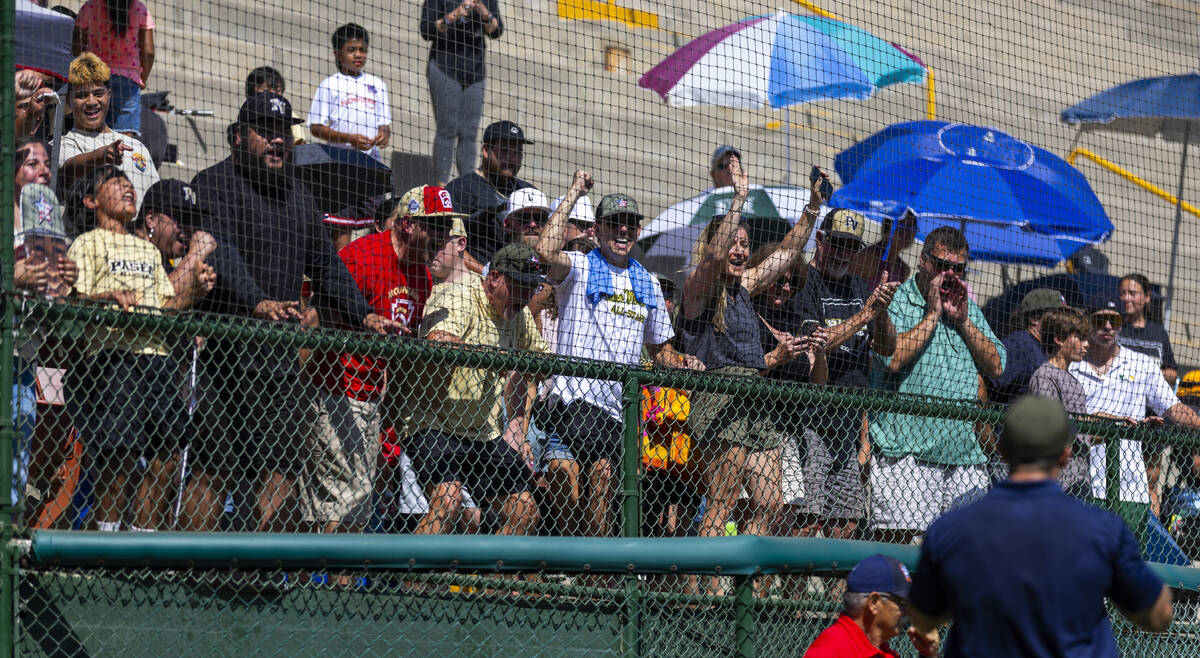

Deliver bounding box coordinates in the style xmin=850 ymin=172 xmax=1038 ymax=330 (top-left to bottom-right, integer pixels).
xmin=869 ymin=277 xmax=1006 ymax=466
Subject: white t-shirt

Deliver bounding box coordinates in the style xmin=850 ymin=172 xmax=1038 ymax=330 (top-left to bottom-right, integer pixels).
xmin=307 ymin=71 xmax=392 ymax=161
xmin=58 ymin=129 xmax=159 ymax=213
xmin=1069 ymin=347 xmax=1179 ymax=503
xmin=548 ymin=250 xmax=673 ymax=419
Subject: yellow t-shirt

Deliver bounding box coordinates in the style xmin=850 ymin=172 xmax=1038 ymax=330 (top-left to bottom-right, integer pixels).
xmin=68 ymin=228 xmax=175 ymax=356
xmin=416 ymin=276 xmax=547 ymax=441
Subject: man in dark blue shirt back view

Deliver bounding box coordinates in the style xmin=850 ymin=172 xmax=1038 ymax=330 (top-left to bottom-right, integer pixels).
xmin=908 ymin=395 xmax=1174 ymax=657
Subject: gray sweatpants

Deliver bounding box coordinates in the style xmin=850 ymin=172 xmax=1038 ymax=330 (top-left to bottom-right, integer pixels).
xmin=427 ymin=60 xmax=487 ymax=184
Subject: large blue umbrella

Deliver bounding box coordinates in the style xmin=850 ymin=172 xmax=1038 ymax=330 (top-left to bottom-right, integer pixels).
xmin=1062 ymin=73 xmax=1200 ymax=324
xmin=830 ymin=120 xmax=1113 ymax=266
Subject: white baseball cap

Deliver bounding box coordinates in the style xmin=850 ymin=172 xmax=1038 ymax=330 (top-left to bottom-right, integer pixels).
xmin=552 ymin=194 xmax=596 ymax=226
xmin=504 ymin=187 xmax=550 ymax=221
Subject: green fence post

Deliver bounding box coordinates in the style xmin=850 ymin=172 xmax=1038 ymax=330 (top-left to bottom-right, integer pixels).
xmin=733 ymin=575 xmax=756 ymax=657
xmin=620 ymin=373 xmax=642 ymax=656
xmin=0 ymin=0 xmax=19 ymax=653
xmin=1105 ymin=435 xmax=1119 ymax=511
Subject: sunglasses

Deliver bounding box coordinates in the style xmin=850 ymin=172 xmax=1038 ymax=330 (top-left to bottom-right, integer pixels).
xmin=770 ymin=272 xmax=805 ymax=291
xmin=1091 ymin=313 xmax=1123 ymax=330
xmin=599 ymin=215 xmax=640 ymax=230
xmin=880 ymin=592 xmax=909 ymax=612
xmin=926 ymin=253 xmax=967 ymax=276
xmin=510 ymin=211 xmax=548 ymax=226
xmin=828 ymin=239 xmax=862 ymax=255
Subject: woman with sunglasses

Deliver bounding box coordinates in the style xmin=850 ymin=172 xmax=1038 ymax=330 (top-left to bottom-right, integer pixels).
xmin=678 ymin=155 xmax=822 ymax=554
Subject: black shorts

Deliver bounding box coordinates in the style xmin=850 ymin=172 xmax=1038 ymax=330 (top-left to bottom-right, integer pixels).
xmin=192 ymin=359 xmax=309 ymax=476
xmin=537 ymin=399 xmax=624 ymax=466
xmin=64 ymin=350 xmax=188 ymax=458
xmin=407 ymin=430 xmax=531 ymax=501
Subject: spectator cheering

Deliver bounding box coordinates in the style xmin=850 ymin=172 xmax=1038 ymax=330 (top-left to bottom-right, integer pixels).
xmin=679 ymin=155 xmax=820 ymax=544
xmin=502 ymin=186 xmax=550 ymax=249
xmin=14 ymin=70 xmax=54 ymax=139
xmin=552 ymin=192 xmax=596 ymax=243
xmin=307 ymin=23 xmax=391 ymax=162
xmin=803 ymin=554 xmax=938 ymax=657
xmin=184 ymin=91 xmax=401 ymax=532
xmin=63 ymin=165 xmax=186 ymax=532
xmin=1069 ymin=292 xmax=1200 ymax=532
xmin=132 ymin=179 xmax=217 ymax=310
xmin=790 ymin=206 xmax=899 ymax=539
xmin=853 ymin=210 xmax=917 ymax=286
xmin=534 ymin=171 xmax=696 ymax=537
xmin=58 ymin=53 xmax=159 ymax=214
xmin=869 ymin=227 xmax=1005 ymax=543
xmin=412 ymin=242 xmax=548 ymax=536
xmin=908 ymin=396 xmax=1174 ymax=656
xmin=71 ymin=0 xmax=154 ymax=137
xmin=445 ymin=120 xmax=532 ymax=267
xmin=420 ymin=0 xmax=503 ymax=185
xmin=301 ymin=185 xmax=458 ymax=534
xmin=1119 ymin=273 xmax=1177 ymax=384
xmin=1028 ymin=308 xmax=1093 ymax=496
xmin=989 ymin=288 xmax=1067 ymax=406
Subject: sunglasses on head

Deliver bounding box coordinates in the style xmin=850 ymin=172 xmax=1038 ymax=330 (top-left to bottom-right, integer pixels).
xmin=1091 ymin=313 xmax=1122 ymax=329
xmin=926 ymin=253 xmax=967 ymax=276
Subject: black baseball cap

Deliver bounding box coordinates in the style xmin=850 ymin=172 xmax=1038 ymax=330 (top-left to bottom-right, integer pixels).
xmin=142 ymin=179 xmax=206 ymax=228
xmin=482 ymin=120 xmax=533 ymax=145
xmin=237 ymin=91 xmax=303 ymax=126
xmin=1087 ymin=291 xmax=1122 ymax=315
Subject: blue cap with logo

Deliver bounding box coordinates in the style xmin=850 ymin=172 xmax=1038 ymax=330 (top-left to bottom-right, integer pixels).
xmin=846 ymin=554 xmax=912 ymax=598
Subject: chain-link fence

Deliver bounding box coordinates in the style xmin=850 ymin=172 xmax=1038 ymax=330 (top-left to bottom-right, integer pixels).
xmin=7 ymin=0 xmax=1200 ymax=652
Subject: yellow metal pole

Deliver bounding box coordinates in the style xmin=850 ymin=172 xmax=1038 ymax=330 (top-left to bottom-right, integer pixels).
xmin=1068 ymin=148 xmax=1200 ymax=220
xmin=790 ymin=0 xmax=840 ymax=20
xmin=926 ymin=69 xmax=936 ymax=120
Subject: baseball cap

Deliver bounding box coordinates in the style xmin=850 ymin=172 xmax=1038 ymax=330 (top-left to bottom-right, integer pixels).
xmin=1001 ymin=395 xmax=1073 ymax=463
xmin=490 ymin=242 xmax=546 ymax=284
xmin=483 ymin=120 xmax=533 ymax=145
xmin=711 ymin=145 xmax=742 ymax=170
xmin=505 ymin=187 xmax=550 ymax=221
xmin=596 ymin=193 xmax=644 ymax=223
xmin=846 ymin=554 xmax=912 ymax=599
xmin=18 ymin=184 xmax=66 ymax=241
xmin=1069 ymin=246 xmax=1109 ymax=275
xmin=449 ymin=217 xmax=468 ymax=239
xmin=1178 ymin=370 xmax=1200 ymax=400
xmin=142 ymin=179 xmax=206 ymax=228
xmin=1021 ymin=288 xmax=1067 ymax=316
xmin=1087 ymin=291 xmax=1122 ymax=315
xmin=820 ymin=208 xmax=867 ymax=244
xmin=397 ymin=185 xmax=468 ymax=227
xmin=552 ymin=194 xmax=596 ymax=226
xmin=237 ymin=91 xmax=304 ymax=126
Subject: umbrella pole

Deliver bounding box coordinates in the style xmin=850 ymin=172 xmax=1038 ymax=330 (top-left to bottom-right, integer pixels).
xmin=1165 ymin=122 xmax=1191 ymax=330
xmin=784 ymin=106 xmax=791 ymax=186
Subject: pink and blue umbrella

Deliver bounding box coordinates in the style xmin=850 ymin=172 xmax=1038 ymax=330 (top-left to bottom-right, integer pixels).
xmin=638 ymin=10 xmax=926 ymax=109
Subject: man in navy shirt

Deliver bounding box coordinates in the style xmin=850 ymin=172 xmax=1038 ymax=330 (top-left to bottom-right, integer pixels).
xmin=988 ymin=288 xmax=1066 ymax=405
xmin=908 ymin=395 xmax=1174 ymax=656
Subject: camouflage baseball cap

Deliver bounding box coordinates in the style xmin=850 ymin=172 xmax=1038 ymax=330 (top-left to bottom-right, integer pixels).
xmin=491 ymin=243 xmax=546 ymax=284
xmin=595 ymin=193 xmax=643 ymax=223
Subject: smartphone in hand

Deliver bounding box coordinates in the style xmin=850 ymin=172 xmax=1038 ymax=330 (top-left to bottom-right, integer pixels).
xmin=799 ymin=319 xmax=821 ymax=336
xmin=809 ymin=166 xmax=834 ymax=201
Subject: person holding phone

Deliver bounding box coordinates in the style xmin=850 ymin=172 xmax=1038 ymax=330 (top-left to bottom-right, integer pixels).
xmin=788 ymin=205 xmax=899 ymax=540
xmin=869 ymin=227 xmax=1005 ymax=544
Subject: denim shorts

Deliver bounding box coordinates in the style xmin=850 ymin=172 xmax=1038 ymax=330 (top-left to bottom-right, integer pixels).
xmin=107 ymin=75 xmax=142 ymax=135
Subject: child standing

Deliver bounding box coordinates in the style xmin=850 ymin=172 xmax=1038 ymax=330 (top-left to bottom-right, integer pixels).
xmin=72 ymin=0 xmax=155 ymax=137
xmin=308 ymin=23 xmax=392 ymax=162
xmin=64 ymin=165 xmax=188 ymax=531
xmin=1028 ymin=307 xmax=1092 ymax=496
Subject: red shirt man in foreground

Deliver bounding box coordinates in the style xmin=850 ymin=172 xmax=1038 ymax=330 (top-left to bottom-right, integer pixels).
xmin=804 ymin=554 xmax=938 ymax=657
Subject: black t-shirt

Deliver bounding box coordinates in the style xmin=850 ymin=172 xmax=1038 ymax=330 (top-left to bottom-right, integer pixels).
xmin=789 ymin=265 xmax=874 ymax=388
xmin=1119 ymin=320 xmax=1177 ymax=371
xmin=444 ymin=171 xmax=531 ymax=264
xmin=754 ymin=296 xmax=813 ymax=433
xmin=419 ymin=0 xmax=504 ymax=87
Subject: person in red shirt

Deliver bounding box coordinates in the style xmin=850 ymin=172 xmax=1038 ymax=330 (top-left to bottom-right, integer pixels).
xmin=804 ymin=554 xmax=938 ymax=658
xmin=301 ymin=184 xmax=462 ymax=533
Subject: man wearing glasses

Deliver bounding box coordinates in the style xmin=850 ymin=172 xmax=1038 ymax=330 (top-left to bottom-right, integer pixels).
xmin=869 ymin=227 xmax=1005 ymax=544
xmin=534 ymin=173 xmax=701 ymax=537
xmin=1069 ymin=292 xmax=1200 ymax=545
xmin=803 ymin=553 xmax=939 ymax=657
xmin=789 ymin=208 xmax=899 ymax=540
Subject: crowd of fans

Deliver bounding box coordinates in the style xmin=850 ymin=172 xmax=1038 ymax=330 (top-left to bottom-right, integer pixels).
xmin=10 ymin=13 xmax=1200 ymax=565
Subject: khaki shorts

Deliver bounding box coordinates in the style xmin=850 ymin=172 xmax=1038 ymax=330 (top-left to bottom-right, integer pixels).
xmin=300 ymin=392 xmax=382 ymax=527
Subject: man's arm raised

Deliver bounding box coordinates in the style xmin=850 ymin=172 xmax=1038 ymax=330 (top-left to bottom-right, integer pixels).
xmin=536 ymin=169 xmax=593 ymax=283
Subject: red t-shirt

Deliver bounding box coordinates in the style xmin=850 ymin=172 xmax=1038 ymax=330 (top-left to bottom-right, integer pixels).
xmin=803 ymin=614 xmax=900 ymax=658
xmin=314 ymin=231 xmax=430 ymax=400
